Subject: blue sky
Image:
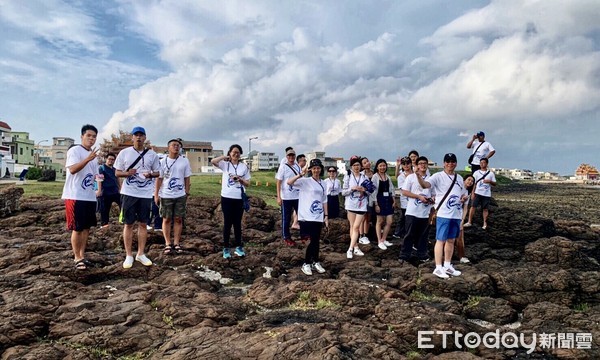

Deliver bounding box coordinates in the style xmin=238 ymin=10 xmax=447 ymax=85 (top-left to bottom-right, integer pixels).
xmin=1 ymin=0 xmax=599 ymax=175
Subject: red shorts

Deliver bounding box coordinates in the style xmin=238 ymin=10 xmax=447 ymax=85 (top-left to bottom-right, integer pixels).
xmin=65 ymin=199 xmax=97 ymax=231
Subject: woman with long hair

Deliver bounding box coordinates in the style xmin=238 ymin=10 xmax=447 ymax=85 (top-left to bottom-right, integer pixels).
xmin=324 ymin=166 xmax=341 ymax=219
xmin=359 ymin=156 xmax=374 ymax=244
xmin=371 ymin=159 xmax=396 ymax=250
xmin=342 ymin=156 xmax=372 ymax=259
xmin=211 ymin=144 xmax=251 ymax=259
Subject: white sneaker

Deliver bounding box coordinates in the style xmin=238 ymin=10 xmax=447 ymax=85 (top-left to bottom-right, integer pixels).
xmin=155 ymin=228 xmax=163 ymax=232
xmin=444 ymin=264 xmax=461 ymax=276
xmin=358 ymin=236 xmax=370 ymax=245
xmin=460 ymin=257 xmax=471 ymax=264
xmin=312 ymin=262 xmax=326 ymax=274
xmin=346 ymin=249 xmax=353 ymax=259
xmin=135 ymin=254 xmax=153 ymax=266
xmin=463 ymin=222 xmax=472 ymax=228
xmin=146 ymin=225 xmax=153 ymax=231
xmin=433 ymin=267 xmax=449 ymax=279
xmin=383 ymin=240 xmax=393 ymax=247
xmin=301 ymin=263 xmax=313 ymax=276
xmin=353 ymin=248 xmax=365 ymax=256
xmin=123 ymin=255 xmax=134 ymax=269
xmin=377 ymin=242 xmax=387 ymax=250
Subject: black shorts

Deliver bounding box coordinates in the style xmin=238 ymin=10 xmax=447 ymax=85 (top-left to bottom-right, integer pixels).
xmin=348 ymin=210 xmax=367 ymax=215
xmin=472 ymin=194 xmax=491 ymax=210
xmin=65 ymin=199 xmax=97 ymax=231
xmin=121 ymin=195 xmax=152 ymax=225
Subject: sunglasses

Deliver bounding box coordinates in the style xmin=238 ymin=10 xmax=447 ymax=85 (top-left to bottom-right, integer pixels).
xmin=327 ymin=169 xmax=336 ymax=172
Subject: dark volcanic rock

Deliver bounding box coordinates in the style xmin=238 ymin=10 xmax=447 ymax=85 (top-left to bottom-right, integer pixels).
xmin=1 ymin=182 xmax=600 ymax=359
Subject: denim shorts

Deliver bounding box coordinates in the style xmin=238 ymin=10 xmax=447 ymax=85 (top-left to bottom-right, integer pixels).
xmin=435 ymin=217 xmax=461 ymax=241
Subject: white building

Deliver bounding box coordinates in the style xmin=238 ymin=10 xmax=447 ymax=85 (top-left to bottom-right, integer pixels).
xmin=247 ymin=151 xmax=279 ymax=171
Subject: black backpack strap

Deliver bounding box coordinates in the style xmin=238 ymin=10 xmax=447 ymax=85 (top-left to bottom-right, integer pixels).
xmin=126 ymin=148 xmax=149 ymax=171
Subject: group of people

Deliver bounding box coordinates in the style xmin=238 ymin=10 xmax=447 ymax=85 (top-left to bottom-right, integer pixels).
xmin=62 ymin=124 xmax=497 ymax=280
xmin=62 ymin=125 xmax=191 ymax=270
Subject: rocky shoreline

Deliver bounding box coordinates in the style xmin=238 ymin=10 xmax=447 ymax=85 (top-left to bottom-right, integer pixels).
xmin=0 ymin=182 xmax=598 ymax=359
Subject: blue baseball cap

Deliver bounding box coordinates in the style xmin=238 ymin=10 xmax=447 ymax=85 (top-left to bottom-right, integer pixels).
xmin=131 ymin=126 xmax=146 ymax=135
xmin=477 ymin=131 xmax=485 ymax=137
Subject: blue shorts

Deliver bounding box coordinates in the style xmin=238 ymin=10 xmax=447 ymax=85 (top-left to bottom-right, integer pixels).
xmin=435 ymin=217 xmax=461 ymax=241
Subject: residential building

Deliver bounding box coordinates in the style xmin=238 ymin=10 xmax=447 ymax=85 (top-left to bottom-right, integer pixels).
xmin=6 ymin=131 xmax=35 ymax=165
xmin=154 ymin=140 xmax=214 ymax=173
xmin=305 ymin=151 xmax=338 ymax=170
xmin=247 ymin=151 xmax=279 ymax=171
xmin=0 ymin=121 xmax=15 ymax=177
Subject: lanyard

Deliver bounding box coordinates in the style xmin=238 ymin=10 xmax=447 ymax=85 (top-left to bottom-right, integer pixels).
xmin=313 ymin=177 xmax=325 ymax=196
xmin=164 ymin=156 xmax=179 ymax=176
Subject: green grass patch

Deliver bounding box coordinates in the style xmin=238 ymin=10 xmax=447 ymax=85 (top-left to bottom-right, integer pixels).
xmin=573 ymin=302 xmax=589 ymax=312
xmin=409 ymin=290 xmax=437 ymax=302
xmin=465 ymin=295 xmax=481 ymax=309
xmin=290 ymin=290 xmax=340 ymax=311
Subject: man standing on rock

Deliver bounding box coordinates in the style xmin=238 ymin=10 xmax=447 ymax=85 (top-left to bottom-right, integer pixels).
xmin=467 ymin=131 xmax=495 ymax=174
xmin=115 ymin=126 xmax=160 ymax=269
xmin=61 ymin=124 xmax=100 ymax=270
xmin=154 ymin=138 xmax=192 ymax=254
xmin=417 ymin=153 xmax=469 ymax=279
xmin=276 ymin=147 xmax=301 ymax=246
xmin=465 ymin=157 xmax=496 ymax=230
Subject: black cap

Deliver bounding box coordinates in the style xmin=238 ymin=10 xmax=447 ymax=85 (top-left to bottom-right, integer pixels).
xmin=444 ymin=153 xmax=457 ymax=163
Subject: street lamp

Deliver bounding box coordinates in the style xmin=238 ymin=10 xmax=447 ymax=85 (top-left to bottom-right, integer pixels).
xmin=248 ymin=136 xmax=258 ymax=154
xmin=35 ymin=140 xmax=49 ymax=167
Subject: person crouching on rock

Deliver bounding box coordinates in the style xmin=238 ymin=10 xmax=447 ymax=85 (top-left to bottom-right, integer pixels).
xmin=287 ymin=158 xmax=328 ymax=276
xmin=154 ymin=139 xmax=192 ymax=255
xmin=211 ymin=144 xmax=251 ymax=259
xmin=61 ymin=124 xmax=100 ymax=270
xmin=342 ymin=156 xmax=372 ymax=259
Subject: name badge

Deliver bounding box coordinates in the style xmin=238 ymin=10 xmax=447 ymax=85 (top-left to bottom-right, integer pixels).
xmin=383 ymin=192 xmax=390 ymax=197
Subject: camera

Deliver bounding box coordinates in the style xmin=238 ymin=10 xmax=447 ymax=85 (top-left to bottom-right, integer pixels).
xmin=232 ymin=176 xmax=239 ymax=181
xmin=425 ymin=197 xmax=435 ymax=204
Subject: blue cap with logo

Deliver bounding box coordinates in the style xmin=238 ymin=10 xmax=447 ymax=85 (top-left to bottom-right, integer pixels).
xmin=131 ymin=126 xmax=146 ymax=135
xmin=477 ymin=131 xmax=485 ymax=137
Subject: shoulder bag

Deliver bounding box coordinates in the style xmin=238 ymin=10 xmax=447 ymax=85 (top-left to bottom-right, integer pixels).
xmin=429 ymin=174 xmax=457 ymax=225
xmin=468 ymin=141 xmax=485 ymax=165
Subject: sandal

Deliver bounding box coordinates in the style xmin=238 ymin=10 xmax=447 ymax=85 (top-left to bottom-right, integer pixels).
xmin=163 ymin=245 xmax=173 ymax=255
xmin=82 ymin=259 xmax=93 ymax=267
xmin=174 ymin=244 xmax=183 ymax=254
xmin=74 ymin=259 xmax=87 ymax=270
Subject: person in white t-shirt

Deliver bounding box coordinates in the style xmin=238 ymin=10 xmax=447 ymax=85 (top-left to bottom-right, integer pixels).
xmin=324 ymin=166 xmax=341 ymax=219
xmin=287 ymin=158 xmax=329 ymax=276
xmin=61 ymin=124 xmax=100 ymax=270
xmin=342 ymin=156 xmax=372 ymax=259
xmin=359 ymin=157 xmax=374 ymax=244
xmin=417 ymin=153 xmax=469 ymax=279
xmin=393 ymin=156 xmax=412 ymax=238
xmin=400 ymin=156 xmax=433 ymax=263
xmin=465 ymin=157 xmax=496 ymax=230
xmin=154 ymin=139 xmax=192 ymax=255
xmin=275 ymin=147 xmax=301 ymax=246
xmin=467 ymin=131 xmax=495 ymax=173
xmin=211 ymin=144 xmax=251 ymax=259
xmin=114 ymin=126 xmax=160 ymax=269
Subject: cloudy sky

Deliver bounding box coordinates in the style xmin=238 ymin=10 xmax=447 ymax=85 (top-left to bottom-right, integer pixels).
xmin=1 ymin=0 xmax=599 ymax=175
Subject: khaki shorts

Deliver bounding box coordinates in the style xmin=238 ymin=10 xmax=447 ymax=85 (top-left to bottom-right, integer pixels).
xmin=159 ymin=196 xmax=188 ymax=218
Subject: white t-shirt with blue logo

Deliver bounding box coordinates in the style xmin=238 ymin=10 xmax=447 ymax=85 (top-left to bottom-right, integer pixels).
xmin=342 ymin=172 xmax=370 ymax=211
xmin=294 ymin=177 xmax=328 ymax=222
xmin=474 ymin=169 xmax=496 ymax=197
xmin=426 ymin=172 xmax=467 ymax=220
xmin=61 ymin=145 xmax=99 ymax=202
xmin=158 ymin=156 xmax=192 ymax=199
xmin=115 ymin=147 xmax=160 ymax=199
xmin=402 ymin=173 xmax=432 ymax=219
xmin=275 ymin=162 xmax=301 ymax=200
xmin=216 ymin=160 xmax=251 ymax=199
